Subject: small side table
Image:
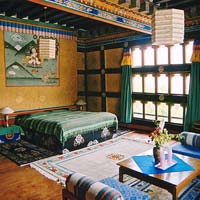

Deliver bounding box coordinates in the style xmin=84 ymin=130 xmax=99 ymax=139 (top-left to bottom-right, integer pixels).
xmin=0 ymin=125 xmax=23 ymax=144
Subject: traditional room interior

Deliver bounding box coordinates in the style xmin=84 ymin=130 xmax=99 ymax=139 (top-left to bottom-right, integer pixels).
xmin=0 ymin=0 xmax=200 ymax=200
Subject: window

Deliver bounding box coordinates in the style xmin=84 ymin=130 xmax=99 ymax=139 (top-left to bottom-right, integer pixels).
xmin=133 ymin=100 xmax=143 ymax=118
xmin=132 ymin=48 xmax=142 ymax=67
xmin=144 ymin=46 xmax=154 ymax=66
xmin=171 ymin=74 xmax=183 ymax=95
xmin=156 ymin=45 xmax=168 ymax=65
xmin=185 ymin=41 xmax=193 ymax=63
xmin=157 ymin=74 xmax=168 ymax=94
xmin=185 ymin=74 xmax=190 ymax=95
xmin=170 ymin=44 xmax=183 ymax=64
xmin=144 ymin=74 xmax=155 ymax=93
xmin=171 ymin=104 xmax=184 ymax=124
xmin=157 ymin=103 xmax=168 ymax=122
xmin=145 ymin=101 xmax=155 ymax=120
xmin=132 ymin=74 xmax=142 ymax=92
xmin=132 ymin=42 xmax=191 ymax=126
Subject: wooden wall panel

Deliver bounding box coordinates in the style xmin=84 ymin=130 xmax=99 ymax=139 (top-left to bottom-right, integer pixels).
xmin=87 ymin=74 xmax=101 ymax=92
xmin=78 ymin=48 xmax=122 ymax=114
xmin=105 ymin=48 xmax=123 ymax=68
xmin=86 ymin=51 xmax=101 ymax=69
xmin=87 ymin=96 xmax=102 ymax=111
xmin=106 ymin=74 xmax=121 ymax=92
xmin=0 ymin=31 xmax=77 ymax=111
xmin=77 ymin=52 xmax=85 ymax=70
xmin=77 ymin=74 xmax=85 ymax=91
xmin=106 ymin=97 xmax=120 ymax=116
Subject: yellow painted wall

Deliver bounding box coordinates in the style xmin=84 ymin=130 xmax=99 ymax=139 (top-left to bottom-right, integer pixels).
xmin=0 ymin=30 xmax=77 ymax=111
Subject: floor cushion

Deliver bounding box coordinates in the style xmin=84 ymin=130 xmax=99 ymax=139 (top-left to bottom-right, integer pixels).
xmin=65 ymin=172 xmax=123 ymax=200
xmin=180 ymin=132 xmax=200 ymax=148
xmin=172 ymin=142 xmax=200 ymax=159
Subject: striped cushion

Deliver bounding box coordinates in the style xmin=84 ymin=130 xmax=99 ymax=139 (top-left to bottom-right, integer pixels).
xmin=181 ymin=132 xmax=200 ymax=148
xmin=65 ymin=173 xmax=123 ymax=200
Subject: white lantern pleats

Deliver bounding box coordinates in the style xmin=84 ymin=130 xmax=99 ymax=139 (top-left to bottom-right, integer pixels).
xmin=39 ymin=38 xmax=56 ymax=59
xmin=152 ymin=9 xmax=184 ymax=45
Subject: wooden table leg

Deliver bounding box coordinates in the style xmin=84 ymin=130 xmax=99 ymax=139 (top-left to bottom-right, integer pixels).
xmin=119 ymin=167 xmax=124 ymax=182
xmin=170 ymin=187 xmax=178 ymax=200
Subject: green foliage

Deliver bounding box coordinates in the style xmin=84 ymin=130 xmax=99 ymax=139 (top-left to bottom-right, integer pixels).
xmin=149 ymin=120 xmax=182 ymax=148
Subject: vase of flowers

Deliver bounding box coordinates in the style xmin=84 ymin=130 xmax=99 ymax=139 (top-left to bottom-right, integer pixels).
xmin=149 ymin=119 xmax=181 ymax=165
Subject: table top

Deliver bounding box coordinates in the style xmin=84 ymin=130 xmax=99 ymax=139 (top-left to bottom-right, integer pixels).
xmin=117 ymin=149 xmax=200 ymax=187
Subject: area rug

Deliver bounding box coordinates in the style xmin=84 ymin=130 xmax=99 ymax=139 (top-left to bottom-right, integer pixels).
xmin=30 ymin=135 xmax=152 ymax=183
xmin=0 ymin=140 xmax=56 ymax=166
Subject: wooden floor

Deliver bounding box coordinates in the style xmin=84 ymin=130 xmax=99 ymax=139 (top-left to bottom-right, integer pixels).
xmin=0 ymin=154 xmax=62 ymax=200
xmin=0 ymin=131 xmax=148 ymax=200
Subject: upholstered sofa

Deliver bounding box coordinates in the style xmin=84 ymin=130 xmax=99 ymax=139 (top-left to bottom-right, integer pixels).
xmin=62 ymin=172 xmax=150 ymax=200
xmin=172 ymin=131 xmax=200 ymax=159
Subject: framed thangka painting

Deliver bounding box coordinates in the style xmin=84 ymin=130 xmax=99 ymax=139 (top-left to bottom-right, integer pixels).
xmin=4 ymin=31 xmax=59 ymax=86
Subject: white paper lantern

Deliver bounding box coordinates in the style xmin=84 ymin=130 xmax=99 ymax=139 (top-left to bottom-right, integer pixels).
xmin=152 ymin=9 xmax=184 ymax=45
xmin=39 ymin=38 xmax=56 ymax=59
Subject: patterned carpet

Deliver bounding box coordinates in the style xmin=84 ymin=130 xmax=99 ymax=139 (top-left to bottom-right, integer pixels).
xmin=114 ymin=174 xmax=200 ymax=200
xmin=0 ymin=140 xmax=56 ymax=166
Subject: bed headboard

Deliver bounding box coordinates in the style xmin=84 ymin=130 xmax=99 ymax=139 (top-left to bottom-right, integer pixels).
xmin=0 ymin=105 xmax=77 ymax=126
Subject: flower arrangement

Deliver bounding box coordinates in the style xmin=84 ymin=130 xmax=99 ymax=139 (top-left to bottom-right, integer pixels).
xmin=149 ymin=119 xmax=181 ymax=148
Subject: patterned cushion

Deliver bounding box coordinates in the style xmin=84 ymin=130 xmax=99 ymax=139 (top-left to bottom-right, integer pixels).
xmin=65 ymin=173 xmax=123 ymax=200
xmin=100 ymin=178 xmax=150 ymax=200
xmin=180 ymin=132 xmax=200 ymax=148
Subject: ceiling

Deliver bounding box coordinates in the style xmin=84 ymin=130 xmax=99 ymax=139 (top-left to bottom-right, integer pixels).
xmin=153 ymin=0 xmax=199 ymax=9
xmin=0 ymin=0 xmax=199 ymax=39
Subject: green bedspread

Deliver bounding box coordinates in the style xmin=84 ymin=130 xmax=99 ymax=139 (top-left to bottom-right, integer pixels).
xmin=16 ymin=110 xmax=118 ymax=147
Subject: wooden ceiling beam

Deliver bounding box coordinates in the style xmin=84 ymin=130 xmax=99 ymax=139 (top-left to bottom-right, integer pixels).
xmin=55 ymin=15 xmax=79 ymax=25
xmin=16 ymin=4 xmax=36 ymax=18
xmin=129 ymin=0 xmax=141 ymax=9
xmin=25 ymin=8 xmax=44 ymax=20
xmin=47 ymin=12 xmax=67 ymax=22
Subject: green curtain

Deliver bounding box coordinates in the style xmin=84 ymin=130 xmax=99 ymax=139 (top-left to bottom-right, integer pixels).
xmin=184 ymin=62 xmax=200 ymax=131
xmin=120 ymin=48 xmax=133 ymax=123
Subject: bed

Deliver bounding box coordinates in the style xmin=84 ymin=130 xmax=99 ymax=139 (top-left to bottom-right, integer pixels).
xmin=16 ymin=109 xmax=118 ymax=153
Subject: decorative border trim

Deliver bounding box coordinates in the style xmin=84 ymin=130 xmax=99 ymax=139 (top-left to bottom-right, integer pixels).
xmin=0 ymin=17 xmax=76 ymax=40
xmin=34 ymin=0 xmax=151 ymax=34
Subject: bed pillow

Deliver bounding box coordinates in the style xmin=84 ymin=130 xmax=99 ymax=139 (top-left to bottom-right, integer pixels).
xmin=180 ymin=132 xmax=200 ymax=148
xmin=65 ymin=172 xmax=123 ymax=200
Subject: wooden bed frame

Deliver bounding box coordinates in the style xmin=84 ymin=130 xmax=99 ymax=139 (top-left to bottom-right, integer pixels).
xmin=0 ymin=105 xmax=77 ymax=126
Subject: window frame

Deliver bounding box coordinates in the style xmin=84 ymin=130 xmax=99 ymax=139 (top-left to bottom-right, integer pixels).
xmin=131 ymin=41 xmax=193 ymax=130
